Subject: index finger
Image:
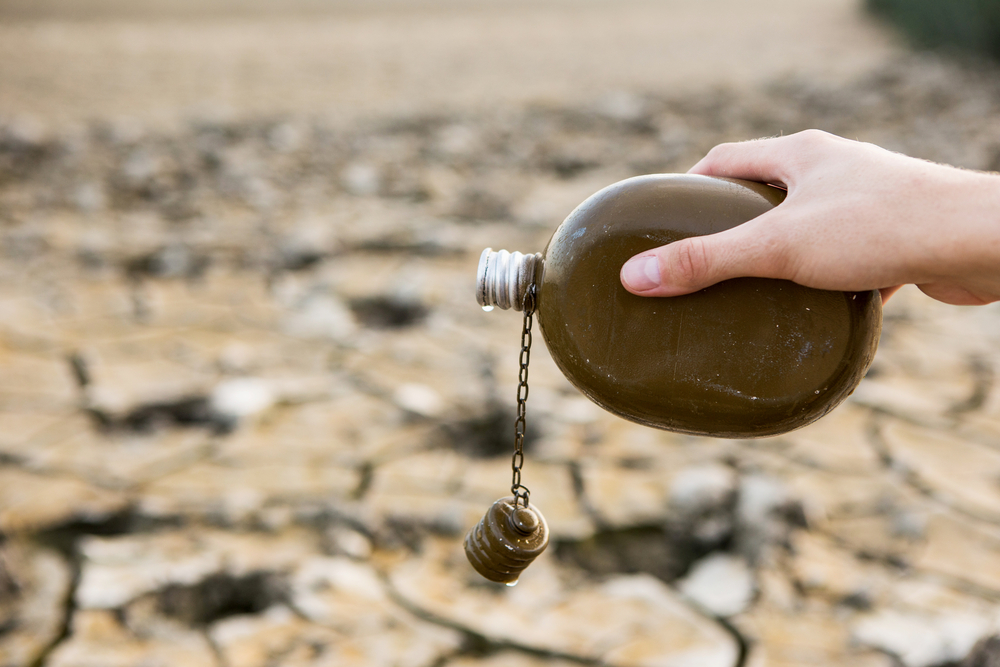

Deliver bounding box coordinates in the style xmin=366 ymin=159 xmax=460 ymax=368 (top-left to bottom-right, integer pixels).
xmin=687 ymin=130 xmax=840 ymax=187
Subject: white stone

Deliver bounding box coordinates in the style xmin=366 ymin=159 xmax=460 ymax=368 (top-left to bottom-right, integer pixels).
xmin=76 ymin=543 xmax=220 ymax=610
xmin=267 ymin=122 xmax=302 ymax=152
xmin=210 ymin=377 xmax=276 ymax=419
xmin=73 ymin=182 xmax=106 ymax=212
xmin=595 ymin=91 xmax=647 ymax=122
xmin=292 ymin=557 xmax=387 ymax=625
xmin=669 ymin=464 xmax=736 ymax=514
xmin=342 ymin=163 xmax=381 ymax=196
xmin=393 ymin=382 xmax=444 ymax=418
xmin=852 ymin=610 xmax=991 ymax=667
xmin=737 ymin=474 xmax=791 ymax=529
xmin=435 ymin=124 xmax=479 ymax=157
xmin=283 ymin=293 xmax=356 ymax=341
xmin=677 ymin=552 xmax=755 ymax=617
xmin=327 ymin=525 xmax=374 ymax=559
xmin=735 ymin=474 xmax=799 ymax=563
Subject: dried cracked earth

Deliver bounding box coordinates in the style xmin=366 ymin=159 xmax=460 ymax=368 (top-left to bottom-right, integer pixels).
xmin=5 ymin=4 xmax=1000 ymax=667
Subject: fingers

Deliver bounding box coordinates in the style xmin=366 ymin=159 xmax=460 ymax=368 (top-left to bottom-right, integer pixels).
xmin=621 ymin=224 xmax=780 ymax=297
xmin=688 ymin=137 xmax=791 ymax=185
xmin=621 ymin=130 xmax=851 ymax=297
xmin=688 ymin=130 xmax=839 ymax=186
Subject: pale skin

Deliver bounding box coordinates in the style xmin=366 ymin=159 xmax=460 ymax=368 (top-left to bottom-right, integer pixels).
xmin=620 ymin=129 xmax=1000 ymax=306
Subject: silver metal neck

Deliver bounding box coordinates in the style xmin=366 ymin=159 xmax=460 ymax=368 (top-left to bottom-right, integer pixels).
xmin=476 ymin=248 xmax=543 ymax=311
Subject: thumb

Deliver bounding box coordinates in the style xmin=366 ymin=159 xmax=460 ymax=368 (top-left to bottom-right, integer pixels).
xmin=620 ymin=228 xmax=767 ymax=296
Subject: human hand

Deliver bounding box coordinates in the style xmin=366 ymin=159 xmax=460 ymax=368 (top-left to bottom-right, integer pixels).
xmin=619 ymin=130 xmax=1000 ymax=305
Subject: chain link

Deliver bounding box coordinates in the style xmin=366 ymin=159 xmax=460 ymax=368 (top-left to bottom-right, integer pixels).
xmin=511 ymin=283 xmax=536 ymax=508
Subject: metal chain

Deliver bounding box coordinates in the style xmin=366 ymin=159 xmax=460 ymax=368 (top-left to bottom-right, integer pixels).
xmin=511 ymin=283 xmax=536 ymax=508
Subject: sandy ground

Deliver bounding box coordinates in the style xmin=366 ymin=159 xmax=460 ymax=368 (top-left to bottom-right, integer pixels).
xmin=11 ymin=3 xmax=1000 ymax=667
xmin=0 ymin=0 xmax=902 ymax=129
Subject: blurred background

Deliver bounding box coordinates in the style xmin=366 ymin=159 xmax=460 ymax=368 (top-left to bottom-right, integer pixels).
xmin=3 ymin=1 xmax=1000 ymax=666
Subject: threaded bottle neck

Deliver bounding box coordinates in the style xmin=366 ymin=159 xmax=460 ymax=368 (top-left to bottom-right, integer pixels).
xmin=476 ymin=248 xmax=543 ymax=311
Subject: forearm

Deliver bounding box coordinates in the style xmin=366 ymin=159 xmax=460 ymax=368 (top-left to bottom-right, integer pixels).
xmin=917 ymin=168 xmax=1000 ymax=305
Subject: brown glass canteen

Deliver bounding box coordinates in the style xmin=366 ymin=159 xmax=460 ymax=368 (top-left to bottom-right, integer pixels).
xmin=488 ymin=174 xmax=882 ymax=438
xmin=465 ymin=498 xmax=549 ymax=584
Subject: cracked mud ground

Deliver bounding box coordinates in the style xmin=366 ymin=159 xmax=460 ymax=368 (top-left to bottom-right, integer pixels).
xmin=5 ymin=2 xmax=1000 ymax=667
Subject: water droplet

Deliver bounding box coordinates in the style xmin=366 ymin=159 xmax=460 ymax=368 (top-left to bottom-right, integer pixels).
xmin=482 ymin=305 xmax=494 ymax=312
xmin=506 ymin=580 xmax=518 ymax=587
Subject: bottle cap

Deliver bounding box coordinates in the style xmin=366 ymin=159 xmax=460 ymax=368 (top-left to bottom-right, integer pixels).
xmin=477 ymin=248 xmax=543 ymax=311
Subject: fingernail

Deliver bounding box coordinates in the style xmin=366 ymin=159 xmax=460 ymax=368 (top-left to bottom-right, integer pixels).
xmin=622 ymin=255 xmax=661 ymax=291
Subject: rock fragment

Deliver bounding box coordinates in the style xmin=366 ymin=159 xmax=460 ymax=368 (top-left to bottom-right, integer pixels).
xmin=47 ymin=610 xmax=217 ymax=667
xmin=0 ymin=469 xmax=128 ymax=534
xmin=391 ymin=538 xmax=737 ymax=667
xmin=962 ymin=635 xmax=1000 ymax=667
xmin=677 ymin=552 xmax=755 ymax=617
xmin=74 ymin=529 xmax=320 ymax=610
xmin=852 ymin=609 xmax=992 ymax=667
xmin=0 ymin=541 xmax=72 ymax=667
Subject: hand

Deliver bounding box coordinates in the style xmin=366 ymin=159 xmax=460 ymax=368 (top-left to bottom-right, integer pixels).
xmin=619 ymin=130 xmax=1000 ymax=305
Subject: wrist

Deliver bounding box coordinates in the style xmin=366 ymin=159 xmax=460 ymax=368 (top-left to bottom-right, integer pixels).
xmin=926 ymin=168 xmax=1000 ymax=303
